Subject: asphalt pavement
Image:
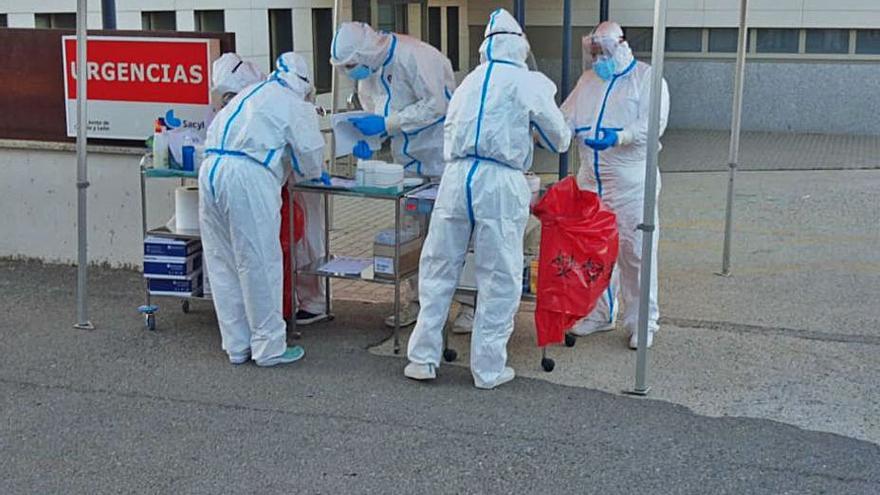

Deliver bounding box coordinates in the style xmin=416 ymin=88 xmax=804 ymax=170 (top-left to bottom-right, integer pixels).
xmin=1 ymin=260 xmax=879 ymax=494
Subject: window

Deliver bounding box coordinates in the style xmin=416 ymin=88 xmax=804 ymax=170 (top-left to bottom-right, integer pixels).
xmin=756 ymin=28 xmax=799 ymax=54
xmin=428 ymin=7 xmax=441 ymax=51
xmin=312 ymin=8 xmax=333 ymax=93
xmin=352 ymin=0 xmax=370 ymax=24
xmin=142 ymin=11 xmax=176 ymax=31
xmin=0 ymin=14 xmax=7 ymax=27
xmin=708 ymin=28 xmax=737 ymax=53
xmin=804 ymin=29 xmax=849 ymax=54
xmin=195 ymin=10 xmax=225 ymax=33
xmin=856 ymin=29 xmax=880 ymax=55
xmin=34 ymin=13 xmax=76 ymax=29
xmin=447 ymin=7 xmax=460 ymax=71
xmin=378 ymin=3 xmax=407 ymax=34
xmin=268 ymin=9 xmax=293 ymax=65
xmin=666 ymin=28 xmax=702 ymax=52
xmin=624 ymin=27 xmax=652 ymax=53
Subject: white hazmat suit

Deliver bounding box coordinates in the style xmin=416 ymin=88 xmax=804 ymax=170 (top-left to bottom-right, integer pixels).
xmin=406 ymin=9 xmax=571 ymax=389
xmin=561 ymin=22 xmax=669 ymax=349
xmin=199 ymin=52 xmax=325 ymax=366
xmin=275 ymin=53 xmax=327 ymax=320
xmin=212 ymin=53 xmax=265 ymax=106
xmin=330 ymin=22 xmax=461 ymax=327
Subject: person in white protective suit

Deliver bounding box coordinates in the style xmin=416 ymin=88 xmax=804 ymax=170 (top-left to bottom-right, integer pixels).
xmin=211 ymin=53 xmax=265 ymax=108
xmin=561 ymin=22 xmax=669 ymax=350
xmin=198 ymin=52 xmax=327 ymax=366
xmin=329 ymin=22 xmax=476 ymax=330
xmin=274 ymin=53 xmax=329 ymax=326
xmin=405 ymin=9 xmax=571 ymax=389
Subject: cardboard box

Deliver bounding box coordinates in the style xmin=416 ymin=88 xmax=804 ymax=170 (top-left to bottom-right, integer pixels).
xmin=373 ymin=237 xmax=423 ymax=279
xmin=144 ymin=236 xmax=201 ymax=258
xmin=148 ymin=269 xmax=203 ymax=297
xmin=144 ymin=252 xmax=202 ymax=278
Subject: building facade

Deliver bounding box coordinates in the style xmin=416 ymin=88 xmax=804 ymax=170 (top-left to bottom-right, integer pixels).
xmin=1 ymin=0 xmax=879 ymax=134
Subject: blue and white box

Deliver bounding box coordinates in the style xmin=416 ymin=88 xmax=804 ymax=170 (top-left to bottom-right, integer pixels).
xmin=148 ymin=269 xmax=203 ymax=297
xmin=144 ymin=236 xmax=201 ymax=258
xmin=143 ymin=252 xmax=202 ymax=278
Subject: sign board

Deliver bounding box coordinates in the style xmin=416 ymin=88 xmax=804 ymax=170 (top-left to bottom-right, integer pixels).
xmin=62 ymin=36 xmax=220 ymax=140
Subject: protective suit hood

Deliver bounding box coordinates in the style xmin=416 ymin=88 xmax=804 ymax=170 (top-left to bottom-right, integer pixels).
xmin=478 ymin=9 xmax=530 ymax=67
xmin=272 ymin=52 xmax=314 ymax=100
xmin=212 ymin=53 xmax=265 ymax=96
xmin=330 ymin=22 xmax=393 ymax=70
xmin=584 ymin=21 xmax=635 ymax=74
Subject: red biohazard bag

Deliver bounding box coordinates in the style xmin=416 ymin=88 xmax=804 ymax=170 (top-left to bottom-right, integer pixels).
xmin=532 ymin=177 xmax=619 ymax=347
xmin=281 ymin=187 xmax=305 ymax=320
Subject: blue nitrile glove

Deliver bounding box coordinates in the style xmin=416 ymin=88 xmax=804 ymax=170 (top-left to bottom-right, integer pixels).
xmin=584 ymin=128 xmax=621 ymax=151
xmin=319 ymin=170 xmax=332 ymax=186
xmin=348 ymin=114 xmax=386 ymax=136
xmin=352 ymin=140 xmax=373 ymax=159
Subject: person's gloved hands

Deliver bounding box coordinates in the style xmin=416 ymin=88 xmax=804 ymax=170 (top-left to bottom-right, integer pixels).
xmin=319 ymin=170 xmax=332 ymax=186
xmin=352 ymin=140 xmax=373 ymax=159
xmin=584 ymin=127 xmax=622 ymax=151
xmin=348 ymin=114 xmax=386 ymax=136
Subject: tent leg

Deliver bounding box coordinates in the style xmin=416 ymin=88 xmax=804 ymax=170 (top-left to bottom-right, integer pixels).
xmin=558 ymin=0 xmax=572 ymax=179
xmin=630 ymin=0 xmax=669 ymax=396
xmin=719 ymin=0 xmax=750 ymax=277
xmin=74 ymin=0 xmax=93 ymax=331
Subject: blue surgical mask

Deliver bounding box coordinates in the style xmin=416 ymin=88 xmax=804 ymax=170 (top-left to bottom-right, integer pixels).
xmin=594 ymin=58 xmax=616 ymax=81
xmin=348 ymin=64 xmax=372 ymax=81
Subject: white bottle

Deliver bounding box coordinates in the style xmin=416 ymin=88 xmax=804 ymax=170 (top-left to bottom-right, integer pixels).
xmin=152 ymin=120 xmax=169 ymax=169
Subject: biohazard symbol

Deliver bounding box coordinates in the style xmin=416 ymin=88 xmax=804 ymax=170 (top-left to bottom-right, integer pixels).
xmin=551 ymin=251 xmax=609 ymax=287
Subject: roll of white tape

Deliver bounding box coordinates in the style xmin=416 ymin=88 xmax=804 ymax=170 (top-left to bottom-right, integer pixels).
xmin=175 ymin=186 xmax=200 ymax=231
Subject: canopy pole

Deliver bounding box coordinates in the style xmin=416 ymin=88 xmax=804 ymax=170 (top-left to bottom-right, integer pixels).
xmin=74 ymin=0 xmax=93 ymax=331
xmin=629 ymin=0 xmax=668 ymax=396
xmin=720 ymin=0 xmax=749 ymax=277
xmin=514 ymin=0 xmax=525 ymax=26
xmin=600 ymin=0 xmax=609 ymax=22
xmin=101 ymin=0 xmax=116 ymax=29
xmin=558 ymin=0 xmax=572 ymax=179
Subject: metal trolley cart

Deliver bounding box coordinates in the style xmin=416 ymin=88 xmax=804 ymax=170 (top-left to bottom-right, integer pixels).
xmin=137 ymin=157 xmax=306 ymax=334
xmin=290 ymin=180 xmax=432 ymax=354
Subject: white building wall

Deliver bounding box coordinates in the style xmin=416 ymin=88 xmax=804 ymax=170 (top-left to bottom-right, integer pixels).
xmin=465 ymin=0 xmax=880 ymax=28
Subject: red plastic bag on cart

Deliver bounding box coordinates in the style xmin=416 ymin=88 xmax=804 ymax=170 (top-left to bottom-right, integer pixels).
xmin=532 ymin=177 xmax=619 ymax=347
xmin=281 ymin=187 xmax=305 ymax=320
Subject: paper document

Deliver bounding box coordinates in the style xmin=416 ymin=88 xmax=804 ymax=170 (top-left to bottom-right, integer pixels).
xmin=331 ymin=111 xmax=384 ymax=158
xmin=318 ymin=257 xmax=372 ymax=276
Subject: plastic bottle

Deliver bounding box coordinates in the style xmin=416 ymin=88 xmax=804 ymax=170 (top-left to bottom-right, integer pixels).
xmin=152 ymin=119 xmax=168 ymax=169
xmin=182 ymin=136 xmax=195 ymax=172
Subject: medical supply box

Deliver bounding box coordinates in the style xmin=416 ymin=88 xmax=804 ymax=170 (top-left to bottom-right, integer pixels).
xmin=373 ymin=229 xmax=423 ymax=280
xmin=143 ymin=252 xmax=203 ymax=278
xmin=147 ymin=269 xmax=203 ymax=297
xmin=144 ymin=236 xmax=201 ymax=258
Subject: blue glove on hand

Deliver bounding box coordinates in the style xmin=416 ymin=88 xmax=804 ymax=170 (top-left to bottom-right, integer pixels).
xmin=349 ymin=114 xmax=386 ymax=136
xmin=319 ymin=170 xmax=332 ymax=186
xmin=352 ymin=140 xmax=373 ymax=159
xmin=584 ymin=127 xmax=621 ymax=151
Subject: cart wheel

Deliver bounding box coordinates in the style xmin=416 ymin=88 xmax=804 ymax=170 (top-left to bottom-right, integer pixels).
xmin=564 ymin=333 xmax=577 ymax=348
xmin=145 ymin=314 xmax=156 ymax=331
xmin=181 ymin=300 xmax=190 ymax=314
xmin=443 ymin=348 xmax=458 ymax=363
xmin=541 ymin=357 xmax=555 ymax=373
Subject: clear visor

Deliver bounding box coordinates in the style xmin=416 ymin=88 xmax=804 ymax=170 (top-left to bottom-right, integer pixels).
xmin=583 ymin=34 xmax=623 ymax=71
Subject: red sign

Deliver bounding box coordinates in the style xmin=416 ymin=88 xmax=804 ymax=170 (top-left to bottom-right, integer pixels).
xmin=63 ymin=37 xmax=210 ymax=105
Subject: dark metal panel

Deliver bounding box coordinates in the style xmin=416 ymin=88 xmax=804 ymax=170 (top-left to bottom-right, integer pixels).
xmin=0 ymin=28 xmax=236 ymax=145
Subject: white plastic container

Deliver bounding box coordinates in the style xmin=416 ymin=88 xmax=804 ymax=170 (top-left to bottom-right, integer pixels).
xmin=356 ymin=160 xmax=380 ymax=187
xmin=525 ymin=172 xmax=541 ymax=206
xmin=371 ymin=163 xmax=404 ymax=191
xmin=152 ymin=121 xmax=169 ymax=169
